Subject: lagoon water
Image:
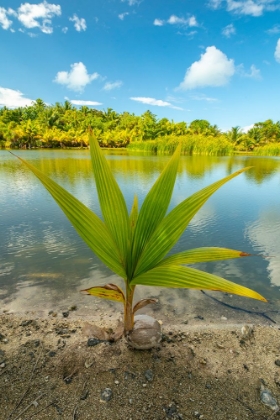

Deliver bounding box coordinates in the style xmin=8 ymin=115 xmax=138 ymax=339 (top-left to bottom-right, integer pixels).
xmin=1 ymin=149 xmax=280 ymax=325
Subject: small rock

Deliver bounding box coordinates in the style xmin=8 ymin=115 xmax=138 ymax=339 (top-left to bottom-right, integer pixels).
xmin=241 ymin=325 xmax=254 ymax=340
xmin=80 ymin=390 xmax=89 ymax=400
xmin=87 ymin=338 xmax=104 ymax=347
xmin=144 ymin=369 xmax=154 ymax=382
xmin=260 ymin=383 xmax=279 ymax=411
xmin=221 ymin=316 xmax=227 ymax=321
xmin=62 ymin=311 xmax=69 ymax=318
xmin=0 ymin=363 xmax=6 ymax=368
xmin=275 ymin=360 xmax=280 ymax=367
xmin=164 ymin=403 xmax=177 ymax=417
xmin=216 ymin=343 xmax=225 ymax=349
xmin=20 ymin=320 xmax=33 ymax=327
xmin=49 ymin=351 xmax=56 ymax=357
xmin=100 ymin=387 xmax=113 ymax=402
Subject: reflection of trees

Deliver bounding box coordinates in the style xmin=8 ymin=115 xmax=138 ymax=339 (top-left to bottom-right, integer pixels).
xmin=243 ymin=157 xmax=280 ymax=183
xmin=182 ymin=156 xmax=222 ymax=178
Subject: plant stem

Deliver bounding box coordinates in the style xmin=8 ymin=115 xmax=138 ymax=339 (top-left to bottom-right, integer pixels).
xmin=124 ymin=284 xmax=135 ymax=335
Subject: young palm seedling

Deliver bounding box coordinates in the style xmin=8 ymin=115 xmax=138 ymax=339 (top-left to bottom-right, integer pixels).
xmin=13 ymin=132 xmax=266 ymax=347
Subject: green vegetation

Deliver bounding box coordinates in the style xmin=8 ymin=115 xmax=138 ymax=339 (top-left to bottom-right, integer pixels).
xmin=13 ymin=132 xmax=266 ymax=336
xmin=1 ymin=99 xmax=280 ymax=155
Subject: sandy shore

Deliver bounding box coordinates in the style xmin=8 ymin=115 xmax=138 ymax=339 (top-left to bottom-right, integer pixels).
xmin=1 ymin=310 xmax=280 ymax=420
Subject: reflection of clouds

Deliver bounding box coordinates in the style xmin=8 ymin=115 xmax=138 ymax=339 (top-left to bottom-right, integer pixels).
xmin=0 ymin=262 xmax=14 ymax=277
xmin=7 ymin=224 xmax=37 ymax=256
xmin=42 ymin=224 xmax=76 ymax=256
xmin=246 ymin=211 xmax=280 ymax=287
xmin=188 ymin=204 xmax=216 ymax=232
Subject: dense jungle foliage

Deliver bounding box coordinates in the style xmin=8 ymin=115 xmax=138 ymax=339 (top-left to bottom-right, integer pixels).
xmin=1 ymin=99 xmax=280 ymax=155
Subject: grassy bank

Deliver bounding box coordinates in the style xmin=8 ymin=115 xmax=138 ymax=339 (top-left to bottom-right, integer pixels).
xmin=128 ymin=135 xmax=235 ymax=155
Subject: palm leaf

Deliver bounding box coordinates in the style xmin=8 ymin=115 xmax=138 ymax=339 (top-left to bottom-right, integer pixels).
xmin=158 ymin=247 xmax=251 ymax=266
xmin=131 ymin=265 xmax=267 ymax=302
xmin=81 ymin=284 xmax=125 ymax=303
xmin=130 ymin=144 xmax=181 ymax=277
xmin=134 ymin=167 xmax=252 ymax=277
xmin=89 ymin=132 xmax=130 ymax=264
xmin=12 ymin=154 xmax=126 ymax=278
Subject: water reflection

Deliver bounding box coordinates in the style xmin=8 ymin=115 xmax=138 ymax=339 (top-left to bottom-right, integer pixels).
xmin=0 ymin=149 xmax=280 ymax=322
xmin=246 ymin=210 xmax=280 ymax=287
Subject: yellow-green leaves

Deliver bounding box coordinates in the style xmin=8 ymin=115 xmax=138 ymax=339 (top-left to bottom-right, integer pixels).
xmin=89 ymin=132 xmax=130 ymax=266
xmin=81 ymin=283 xmax=125 ymax=303
xmin=133 ymin=167 xmax=253 ymax=277
xmin=130 ymin=143 xmax=181 ymax=277
xmin=131 ymin=265 xmax=267 ymax=302
xmin=158 ymin=247 xmax=251 ymax=266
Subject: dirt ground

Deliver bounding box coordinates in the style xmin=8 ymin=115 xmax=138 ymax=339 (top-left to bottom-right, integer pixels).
xmin=1 ymin=310 xmax=280 ymax=420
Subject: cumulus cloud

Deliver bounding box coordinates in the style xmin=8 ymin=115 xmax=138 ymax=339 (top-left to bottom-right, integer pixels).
xmin=17 ymin=1 xmax=61 ymax=34
xmin=54 ymin=62 xmax=99 ymax=91
xmin=154 ymin=14 xmax=198 ymax=27
xmin=153 ymin=18 xmax=164 ymax=26
xmin=103 ymin=81 xmax=123 ymax=91
xmin=130 ymin=97 xmax=183 ymax=110
xmin=177 ymin=46 xmax=235 ymax=90
xmin=222 ymin=23 xmax=236 ymax=37
xmin=0 ymin=87 xmax=34 ymax=108
xmin=118 ymin=12 xmax=129 ymax=20
xmin=209 ymin=0 xmax=280 ymax=16
xmin=275 ymin=39 xmax=280 ymax=63
xmin=70 ymin=99 xmax=102 ymax=106
xmin=0 ymin=7 xmax=15 ymax=30
xmin=69 ymin=14 xmax=86 ymax=31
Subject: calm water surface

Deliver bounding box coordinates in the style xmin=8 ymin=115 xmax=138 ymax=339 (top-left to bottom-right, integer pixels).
xmin=1 ymin=149 xmax=280 ymax=325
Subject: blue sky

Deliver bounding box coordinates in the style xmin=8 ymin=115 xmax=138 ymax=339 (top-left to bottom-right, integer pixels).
xmin=0 ymin=0 xmax=280 ymax=130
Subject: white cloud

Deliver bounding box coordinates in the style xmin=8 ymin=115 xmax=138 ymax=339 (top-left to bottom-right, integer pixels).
xmin=275 ymin=39 xmax=280 ymax=63
xmin=0 ymin=87 xmax=34 ymax=108
xmin=155 ymin=14 xmax=198 ymax=27
xmin=209 ymin=0 xmax=280 ymax=16
xmin=103 ymin=81 xmax=123 ymax=91
xmin=0 ymin=7 xmax=15 ymax=30
xmin=227 ymin=0 xmax=263 ymax=16
xmin=121 ymin=0 xmax=140 ymax=5
xmin=70 ymin=99 xmax=102 ymax=106
xmin=188 ymin=16 xmax=198 ymax=27
xmin=177 ymin=46 xmax=235 ymax=90
xmin=222 ymin=23 xmax=236 ymax=37
xmin=208 ymin=0 xmax=223 ymax=8
xmin=236 ymin=63 xmax=261 ymax=79
xmin=130 ymin=97 xmax=183 ymax=110
xmin=118 ymin=12 xmax=129 ymax=20
xmin=54 ymin=62 xmax=99 ymax=91
xmin=242 ymin=123 xmax=254 ymax=132
xmin=62 ymin=26 xmax=68 ymax=33
xmin=69 ymin=14 xmax=86 ymax=31
xmin=191 ymin=94 xmax=218 ymax=102
xmin=153 ymin=18 xmax=164 ymax=26
xmin=267 ymin=25 xmax=280 ymax=35
xmin=17 ymin=1 xmax=61 ymax=34
xmin=245 ymin=64 xmax=262 ymax=79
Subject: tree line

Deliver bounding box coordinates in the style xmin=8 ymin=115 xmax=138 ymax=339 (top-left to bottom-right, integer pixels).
xmin=0 ymin=99 xmax=280 ymax=155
